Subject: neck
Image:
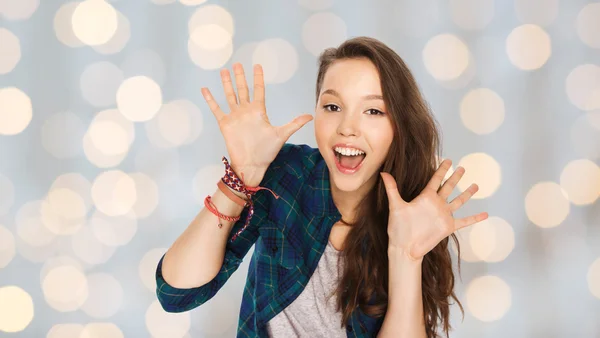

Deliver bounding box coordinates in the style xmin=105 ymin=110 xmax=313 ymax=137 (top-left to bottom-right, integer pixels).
xmin=330 ymin=173 xmax=377 ymax=224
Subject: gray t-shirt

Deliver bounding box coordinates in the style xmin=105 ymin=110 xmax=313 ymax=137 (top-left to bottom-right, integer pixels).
xmin=265 ymin=239 xmax=347 ymax=338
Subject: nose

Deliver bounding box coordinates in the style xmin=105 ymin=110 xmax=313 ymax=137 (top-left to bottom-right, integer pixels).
xmin=336 ymin=112 xmax=360 ymax=137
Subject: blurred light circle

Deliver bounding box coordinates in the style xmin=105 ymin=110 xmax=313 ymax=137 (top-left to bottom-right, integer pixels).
xmin=456 ymin=153 xmax=501 ymax=199
xmin=565 ymin=64 xmax=600 ymax=111
xmin=188 ymin=36 xmax=233 ymax=70
xmin=88 ymin=120 xmax=130 ymax=156
xmin=466 ymin=275 xmax=511 ymax=322
xmin=423 ymin=34 xmax=470 ymax=81
xmin=525 ymin=181 xmax=570 ymax=228
xmin=146 ymin=300 xmax=191 ymax=338
xmin=116 ymin=76 xmax=163 ymax=122
xmin=71 ymin=0 xmax=118 ymax=46
xmin=469 ymin=216 xmax=514 ymax=262
xmin=506 ymin=24 xmax=551 ymax=70
xmin=302 ymin=12 xmax=347 ymax=57
xmin=84 ymin=109 xmax=135 ymax=168
xmin=460 ymin=88 xmax=505 ymax=134
xmin=146 ymin=101 xmax=193 ymax=148
xmin=0 ymin=225 xmax=16 ymax=269
xmin=560 ymin=159 xmax=600 ymax=205
xmin=0 ymin=87 xmax=32 ymax=135
xmin=188 ymin=5 xmax=233 ymax=37
xmin=190 ymin=24 xmax=232 ymax=51
xmin=41 ymin=256 xmax=84 ymax=283
xmin=49 ymin=173 xmax=92 ymax=212
xmin=588 ymin=257 xmax=600 ymax=300
xmin=81 ymin=322 xmax=124 ymax=338
xmin=0 ymin=0 xmax=39 ymax=21
xmin=139 ymin=248 xmax=168 ymax=292
xmin=0 ymin=286 xmax=34 ymax=332
xmin=130 ymin=172 xmax=160 ymax=218
xmin=54 ymin=2 xmax=85 ymax=48
xmin=253 ymin=38 xmax=299 ymax=84
xmin=16 ymin=200 xmax=57 ymax=247
xmin=577 ymin=3 xmax=600 ymax=49
xmin=41 ymin=188 xmax=87 ymax=235
xmin=47 ymin=324 xmax=84 ymax=338
xmin=91 ymin=170 xmax=137 ymax=216
xmin=92 ymin=10 xmax=131 ymax=55
xmin=42 ymin=265 xmax=89 ymax=312
xmin=0 ymin=28 xmax=21 ymax=74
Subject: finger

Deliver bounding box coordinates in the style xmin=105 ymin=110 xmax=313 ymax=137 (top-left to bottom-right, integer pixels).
xmin=379 ymin=172 xmax=406 ymax=210
xmin=426 ymin=159 xmax=453 ymax=192
xmin=277 ymin=114 xmax=313 ymax=141
xmin=220 ymin=68 xmax=238 ymax=109
xmin=449 ymin=183 xmax=478 ymax=211
xmin=233 ymin=63 xmax=250 ymax=103
xmin=253 ymin=64 xmax=265 ymax=105
xmin=201 ymin=87 xmax=226 ymax=121
xmin=438 ymin=166 xmax=465 ymax=200
xmin=454 ymin=212 xmax=489 ymax=230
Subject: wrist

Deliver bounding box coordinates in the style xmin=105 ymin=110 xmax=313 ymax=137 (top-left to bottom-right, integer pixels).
xmin=388 ymin=244 xmax=423 ymax=264
xmin=235 ymin=167 xmax=267 ymax=187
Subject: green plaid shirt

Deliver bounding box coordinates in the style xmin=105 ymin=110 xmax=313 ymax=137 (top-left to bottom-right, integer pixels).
xmin=155 ymin=143 xmax=384 ymax=337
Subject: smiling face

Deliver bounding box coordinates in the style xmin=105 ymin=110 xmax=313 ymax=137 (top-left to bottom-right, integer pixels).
xmin=314 ymin=57 xmax=395 ymax=194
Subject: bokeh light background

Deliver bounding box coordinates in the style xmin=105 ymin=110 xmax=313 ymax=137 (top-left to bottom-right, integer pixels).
xmin=1 ymin=0 xmax=600 ymax=337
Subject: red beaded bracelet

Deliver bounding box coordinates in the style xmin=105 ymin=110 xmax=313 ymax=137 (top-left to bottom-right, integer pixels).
xmin=204 ymin=195 xmax=240 ymax=228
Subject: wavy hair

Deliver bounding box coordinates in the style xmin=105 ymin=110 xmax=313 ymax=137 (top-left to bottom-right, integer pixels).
xmin=316 ymin=36 xmax=464 ymax=338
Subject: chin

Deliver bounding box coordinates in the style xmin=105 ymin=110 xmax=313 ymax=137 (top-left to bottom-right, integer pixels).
xmin=329 ymin=173 xmax=365 ymax=192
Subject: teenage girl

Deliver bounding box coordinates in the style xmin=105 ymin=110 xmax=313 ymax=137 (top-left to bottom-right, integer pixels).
xmin=155 ymin=36 xmax=488 ymax=338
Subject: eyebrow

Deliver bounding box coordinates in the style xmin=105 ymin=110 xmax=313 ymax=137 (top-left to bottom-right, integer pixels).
xmin=321 ymin=89 xmax=383 ymax=101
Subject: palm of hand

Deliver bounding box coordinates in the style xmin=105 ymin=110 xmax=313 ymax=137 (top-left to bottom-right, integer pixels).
xmin=381 ymin=160 xmax=488 ymax=261
xmin=200 ymin=63 xmax=314 ymax=173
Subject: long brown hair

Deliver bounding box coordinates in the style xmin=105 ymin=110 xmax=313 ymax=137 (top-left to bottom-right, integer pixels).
xmin=316 ymin=36 xmax=464 ymax=338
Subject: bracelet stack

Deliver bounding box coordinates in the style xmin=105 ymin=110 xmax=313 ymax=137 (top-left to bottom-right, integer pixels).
xmin=204 ymin=156 xmax=279 ymax=242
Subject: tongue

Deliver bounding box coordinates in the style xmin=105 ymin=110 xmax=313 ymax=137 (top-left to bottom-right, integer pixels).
xmin=339 ymin=154 xmax=365 ymax=169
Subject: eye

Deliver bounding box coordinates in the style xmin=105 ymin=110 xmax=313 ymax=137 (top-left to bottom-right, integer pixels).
xmin=323 ymin=104 xmax=341 ymax=112
xmin=366 ymin=108 xmax=385 ymax=116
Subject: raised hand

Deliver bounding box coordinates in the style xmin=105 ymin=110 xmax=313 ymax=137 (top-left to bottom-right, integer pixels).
xmin=380 ymin=160 xmax=489 ymax=261
xmin=201 ymin=63 xmax=314 ymax=186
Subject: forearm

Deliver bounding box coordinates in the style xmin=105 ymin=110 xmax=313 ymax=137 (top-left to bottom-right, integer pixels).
xmin=378 ymin=245 xmax=427 ymax=338
xmin=161 ymin=186 xmax=247 ymax=289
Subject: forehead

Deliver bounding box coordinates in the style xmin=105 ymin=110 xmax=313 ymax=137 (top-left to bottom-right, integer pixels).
xmin=321 ymin=58 xmax=382 ymax=95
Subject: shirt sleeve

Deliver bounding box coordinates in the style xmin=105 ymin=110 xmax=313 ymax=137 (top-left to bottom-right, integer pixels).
xmin=155 ymin=143 xmax=295 ymax=313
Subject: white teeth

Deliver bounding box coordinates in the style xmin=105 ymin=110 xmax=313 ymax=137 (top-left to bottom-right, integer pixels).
xmin=334 ymin=147 xmax=365 ymax=156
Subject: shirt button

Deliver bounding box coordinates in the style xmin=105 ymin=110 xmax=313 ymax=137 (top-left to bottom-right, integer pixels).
xmin=272 ymin=245 xmax=278 ymax=252
xmin=347 ymin=324 xmax=353 ymax=332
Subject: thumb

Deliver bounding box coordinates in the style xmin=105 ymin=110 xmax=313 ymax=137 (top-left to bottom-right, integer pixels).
xmin=380 ymin=172 xmax=406 ymax=210
xmin=277 ymin=114 xmax=313 ymax=141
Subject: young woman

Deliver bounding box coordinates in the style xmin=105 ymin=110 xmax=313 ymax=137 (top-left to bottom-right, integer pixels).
xmin=155 ymin=36 xmax=488 ymax=338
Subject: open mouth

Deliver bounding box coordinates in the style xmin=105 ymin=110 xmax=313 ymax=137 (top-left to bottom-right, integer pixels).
xmin=332 ymin=146 xmax=367 ymax=174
